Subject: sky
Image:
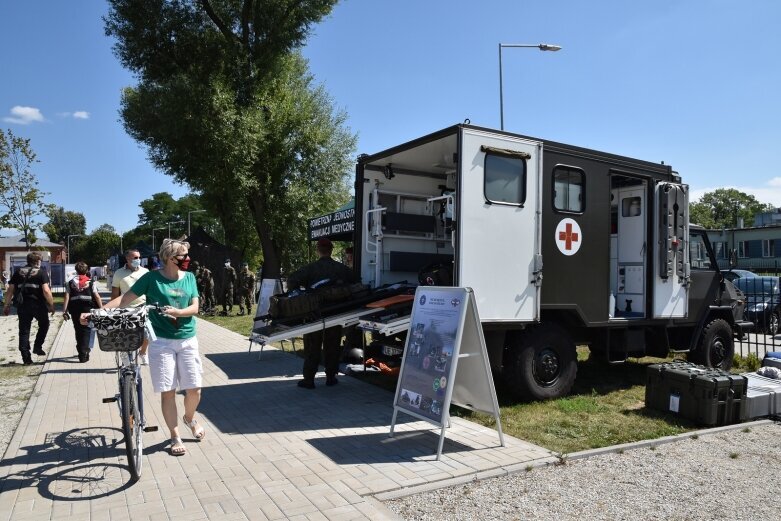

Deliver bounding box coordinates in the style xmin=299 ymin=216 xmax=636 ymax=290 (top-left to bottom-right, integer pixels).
xmin=1 ymin=0 xmax=780 ymax=240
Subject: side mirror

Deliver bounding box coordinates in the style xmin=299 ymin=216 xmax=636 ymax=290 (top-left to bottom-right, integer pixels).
xmin=729 ymin=249 xmax=738 ymax=269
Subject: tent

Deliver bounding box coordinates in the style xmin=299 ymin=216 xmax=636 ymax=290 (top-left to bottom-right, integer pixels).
xmin=185 ymin=227 xmax=243 ymax=300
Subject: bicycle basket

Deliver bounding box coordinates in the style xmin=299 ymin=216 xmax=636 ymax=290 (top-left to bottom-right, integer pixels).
xmin=90 ymin=307 xmax=148 ymax=352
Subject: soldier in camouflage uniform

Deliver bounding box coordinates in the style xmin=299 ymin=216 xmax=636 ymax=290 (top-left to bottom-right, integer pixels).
xmin=221 ymin=259 xmax=237 ymax=316
xmin=201 ymin=265 xmax=216 ymax=313
xmin=192 ymin=261 xmax=215 ymax=314
xmin=287 ymin=238 xmax=357 ymax=389
xmin=237 ymin=262 xmax=257 ymax=316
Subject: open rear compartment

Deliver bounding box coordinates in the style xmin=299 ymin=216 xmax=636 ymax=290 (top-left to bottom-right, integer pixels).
xmin=356 ymin=130 xmax=458 ymax=290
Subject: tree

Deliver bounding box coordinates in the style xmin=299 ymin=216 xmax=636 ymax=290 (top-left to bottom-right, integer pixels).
xmin=72 ymin=224 xmax=120 ymax=266
xmin=689 ymin=188 xmax=774 ymax=230
xmin=42 ymin=205 xmax=87 ymax=245
xmin=105 ymin=0 xmax=354 ymax=277
xmin=0 ymin=129 xmax=48 ymax=249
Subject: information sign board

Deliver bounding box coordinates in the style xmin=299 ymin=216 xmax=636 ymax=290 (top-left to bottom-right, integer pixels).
xmin=390 ymin=286 xmax=503 ymax=459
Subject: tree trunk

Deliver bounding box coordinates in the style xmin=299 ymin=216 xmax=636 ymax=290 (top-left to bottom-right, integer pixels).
xmin=248 ymin=195 xmax=281 ymax=280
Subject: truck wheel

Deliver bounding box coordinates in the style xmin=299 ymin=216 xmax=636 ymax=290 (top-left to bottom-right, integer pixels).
xmin=692 ymin=318 xmax=734 ymax=370
xmin=503 ymin=325 xmax=577 ymax=401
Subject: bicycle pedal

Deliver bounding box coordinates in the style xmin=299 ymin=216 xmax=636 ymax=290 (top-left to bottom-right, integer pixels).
xmin=102 ymin=397 xmax=117 ymax=403
xmin=144 ymin=426 xmax=159 ymax=432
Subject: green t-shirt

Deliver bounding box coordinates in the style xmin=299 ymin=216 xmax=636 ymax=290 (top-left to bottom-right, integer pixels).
xmin=131 ymin=271 xmax=198 ymax=339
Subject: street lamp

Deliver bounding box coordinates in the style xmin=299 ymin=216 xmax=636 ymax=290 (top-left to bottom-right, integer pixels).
xmin=187 ymin=209 xmax=207 ymax=236
xmin=499 ymin=43 xmax=562 ymax=130
xmin=66 ymin=234 xmax=81 ymax=264
xmin=152 ymin=228 xmax=166 ymax=251
xmin=167 ymin=220 xmax=185 ymax=239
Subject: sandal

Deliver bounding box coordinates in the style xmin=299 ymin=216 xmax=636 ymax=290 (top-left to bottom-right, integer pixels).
xmin=170 ymin=437 xmax=186 ymax=456
xmin=182 ymin=415 xmax=206 ymax=441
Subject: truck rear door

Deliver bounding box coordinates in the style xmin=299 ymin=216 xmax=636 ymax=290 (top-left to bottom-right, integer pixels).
xmin=653 ymin=182 xmax=689 ymax=318
xmin=457 ymin=127 xmax=542 ymax=322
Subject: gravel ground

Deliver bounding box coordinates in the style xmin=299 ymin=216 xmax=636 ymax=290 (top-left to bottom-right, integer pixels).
xmin=0 ymin=313 xmax=63 ymax=460
xmin=386 ymin=421 xmax=781 ymax=521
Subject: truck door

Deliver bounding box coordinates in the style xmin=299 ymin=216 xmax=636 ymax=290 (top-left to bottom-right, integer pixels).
xmin=457 ymin=127 xmax=542 ymax=321
xmin=653 ymin=182 xmax=689 ymax=318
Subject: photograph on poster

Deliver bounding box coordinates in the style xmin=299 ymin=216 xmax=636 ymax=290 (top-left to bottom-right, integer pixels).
xmin=400 ymin=389 xmax=422 ymax=408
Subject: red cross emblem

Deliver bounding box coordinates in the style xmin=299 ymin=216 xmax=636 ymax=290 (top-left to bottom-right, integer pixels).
xmin=555 ymin=218 xmax=582 ymax=256
xmin=558 ymin=223 xmax=579 ymax=250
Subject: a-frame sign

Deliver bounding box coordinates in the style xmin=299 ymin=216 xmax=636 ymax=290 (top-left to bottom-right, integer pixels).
xmin=389 ymin=287 xmax=504 ymax=460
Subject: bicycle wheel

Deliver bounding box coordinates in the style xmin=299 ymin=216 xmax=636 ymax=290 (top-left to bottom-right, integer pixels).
xmin=120 ymin=371 xmax=143 ymax=481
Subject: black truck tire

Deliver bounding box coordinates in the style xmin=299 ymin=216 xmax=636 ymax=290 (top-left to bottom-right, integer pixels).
xmin=690 ymin=318 xmax=734 ymax=370
xmin=503 ymin=324 xmax=577 ymax=401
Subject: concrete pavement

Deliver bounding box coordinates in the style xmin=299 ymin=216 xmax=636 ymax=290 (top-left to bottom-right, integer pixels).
xmin=0 ymin=318 xmax=554 ymax=520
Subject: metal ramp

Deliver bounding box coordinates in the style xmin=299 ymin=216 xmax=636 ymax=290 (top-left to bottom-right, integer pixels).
xmin=249 ymin=307 xmax=380 ymax=358
xmin=358 ymin=308 xmax=412 ymax=337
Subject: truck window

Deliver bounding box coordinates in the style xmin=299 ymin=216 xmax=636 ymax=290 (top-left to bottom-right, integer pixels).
xmin=484 ymin=153 xmax=526 ymax=205
xmin=553 ymin=166 xmax=585 ymax=213
xmin=689 ymin=233 xmax=714 ymax=270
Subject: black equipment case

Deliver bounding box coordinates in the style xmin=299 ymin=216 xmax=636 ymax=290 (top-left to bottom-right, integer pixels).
xmin=645 ymin=362 xmax=747 ymax=426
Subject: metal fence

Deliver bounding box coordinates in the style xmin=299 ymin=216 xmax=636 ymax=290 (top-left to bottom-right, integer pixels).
xmin=732 ymin=275 xmax=781 ymax=360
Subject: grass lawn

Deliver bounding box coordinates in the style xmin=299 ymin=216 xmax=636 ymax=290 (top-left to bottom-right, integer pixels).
xmin=197 ymin=311 xmax=730 ymax=454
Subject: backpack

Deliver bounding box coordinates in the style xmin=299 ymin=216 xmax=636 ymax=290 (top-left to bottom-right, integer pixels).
xmin=12 ymin=267 xmax=37 ymax=308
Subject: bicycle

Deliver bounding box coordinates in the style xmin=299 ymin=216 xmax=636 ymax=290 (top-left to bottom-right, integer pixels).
xmin=88 ymin=304 xmax=164 ymax=481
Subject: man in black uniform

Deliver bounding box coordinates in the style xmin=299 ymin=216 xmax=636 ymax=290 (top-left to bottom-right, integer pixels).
xmin=3 ymin=252 xmax=56 ymax=365
xmin=287 ymin=238 xmax=357 ymax=388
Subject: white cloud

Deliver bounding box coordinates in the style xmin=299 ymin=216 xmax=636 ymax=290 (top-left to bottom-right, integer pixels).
xmin=73 ymin=111 xmax=90 ymax=119
xmin=3 ymin=105 xmax=44 ymax=125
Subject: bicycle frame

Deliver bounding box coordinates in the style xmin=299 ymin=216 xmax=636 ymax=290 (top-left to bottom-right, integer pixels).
xmin=113 ymin=351 xmax=148 ymax=433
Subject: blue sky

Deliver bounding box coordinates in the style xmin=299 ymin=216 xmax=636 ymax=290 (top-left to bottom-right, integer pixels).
xmin=1 ymin=0 xmax=780 ymax=240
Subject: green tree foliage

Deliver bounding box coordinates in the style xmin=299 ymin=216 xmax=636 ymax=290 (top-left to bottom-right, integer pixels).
xmin=122 ymin=192 xmax=221 ymax=253
xmin=689 ymin=188 xmax=774 ymax=229
xmin=0 ymin=129 xmax=48 ymax=248
xmin=72 ymin=224 xmax=121 ymax=266
xmin=42 ymin=205 xmax=87 ymax=244
xmin=105 ymin=0 xmax=355 ymax=277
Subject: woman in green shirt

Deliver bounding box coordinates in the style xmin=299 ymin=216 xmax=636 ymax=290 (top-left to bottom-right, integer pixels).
xmin=113 ymin=239 xmax=204 ymax=456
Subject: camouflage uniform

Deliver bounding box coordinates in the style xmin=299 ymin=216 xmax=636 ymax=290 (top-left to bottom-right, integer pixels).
xmin=193 ymin=263 xmax=215 ymax=313
xmin=221 ymin=263 xmax=237 ymax=315
xmin=201 ymin=268 xmax=216 ymax=312
xmin=237 ymin=265 xmax=256 ymax=316
xmin=287 ymin=256 xmax=357 ymax=385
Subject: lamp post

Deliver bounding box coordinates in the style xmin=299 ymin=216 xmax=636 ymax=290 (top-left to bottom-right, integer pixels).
xmin=66 ymin=234 xmax=81 ymax=264
xmin=187 ymin=209 xmax=207 ymax=236
xmin=499 ymin=43 xmax=562 ymax=130
xmin=167 ymin=220 xmax=185 ymax=239
xmin=152 ymin=228 xmax=166 ymax=251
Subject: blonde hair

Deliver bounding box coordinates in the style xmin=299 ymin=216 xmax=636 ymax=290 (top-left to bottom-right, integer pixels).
xmin=159 ymin=239 xmax=190 ymax=262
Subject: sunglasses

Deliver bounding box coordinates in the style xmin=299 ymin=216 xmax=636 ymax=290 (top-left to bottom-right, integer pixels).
xmin=174 ymin=253 xmax=190 ymax=260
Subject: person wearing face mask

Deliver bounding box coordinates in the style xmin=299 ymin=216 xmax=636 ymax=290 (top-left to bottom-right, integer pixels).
xmin=220 ymin=258 xmax=237 ymax=316
xmin=105 ymin=239 xmax=203 ymax=456
xmin=111 ymin=249 xmax=151 ymax=364
xmin=3 ymin=252 xmax=56 ymax=365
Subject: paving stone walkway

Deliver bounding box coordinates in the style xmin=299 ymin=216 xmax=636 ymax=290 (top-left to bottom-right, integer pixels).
xmin=0 ymin=318 xmax=554 ymax=520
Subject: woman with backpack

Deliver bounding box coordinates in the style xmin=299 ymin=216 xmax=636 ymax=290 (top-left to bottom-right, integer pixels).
xmin=63 ymin=261 xmax=103 ymax=362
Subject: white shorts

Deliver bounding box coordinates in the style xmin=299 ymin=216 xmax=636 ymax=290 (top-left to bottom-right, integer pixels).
xmin=148 ymin=336 xmax=203 ymax=393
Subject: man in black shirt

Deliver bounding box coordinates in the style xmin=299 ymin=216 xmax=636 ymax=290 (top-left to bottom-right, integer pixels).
xmin=287 ymin=238 xmax=357 ymax=388
xmin=3 ymin=252 xmax=56 ymax=365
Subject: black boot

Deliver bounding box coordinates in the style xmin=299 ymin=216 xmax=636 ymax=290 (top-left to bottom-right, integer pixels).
xmin=21 ymin=351 xmax=33 ymax=365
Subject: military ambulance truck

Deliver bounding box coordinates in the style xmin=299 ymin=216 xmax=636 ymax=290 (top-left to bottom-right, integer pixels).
xmin=352 ymin=123 xmax=747 ymax=401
